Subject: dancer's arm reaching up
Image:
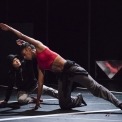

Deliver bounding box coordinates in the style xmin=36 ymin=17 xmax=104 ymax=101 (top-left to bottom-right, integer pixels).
xmin=0 ymin=23 xmax=47 ymax=52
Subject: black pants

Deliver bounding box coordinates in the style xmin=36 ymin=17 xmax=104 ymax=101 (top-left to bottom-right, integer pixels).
xmin=58 ymin=60 xmax=121 ymax=109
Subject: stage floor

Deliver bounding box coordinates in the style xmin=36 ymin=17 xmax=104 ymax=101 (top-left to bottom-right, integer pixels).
xmin=0 ymin=87 xmax=122 ymax=122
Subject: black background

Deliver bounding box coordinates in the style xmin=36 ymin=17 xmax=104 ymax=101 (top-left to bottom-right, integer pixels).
xmin=0 ymin=0 xmax=122 ymax=91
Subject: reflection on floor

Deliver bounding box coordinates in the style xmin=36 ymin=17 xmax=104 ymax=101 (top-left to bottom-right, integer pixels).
xmin=0 ymin=87 xmax=122 ymax=122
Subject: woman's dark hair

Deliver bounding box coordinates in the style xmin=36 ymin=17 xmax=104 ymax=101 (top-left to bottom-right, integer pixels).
xmin=20 ymin=42 xmax=35 ymax=51
xmin=7 ymin=54 xmax=19 ymax=69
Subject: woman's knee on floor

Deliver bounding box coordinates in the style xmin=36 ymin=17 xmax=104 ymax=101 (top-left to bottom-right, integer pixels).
xmin=59 ymin=96 xmax=73 ymax=110
xmin=18 ymin=94 xmax=29 ymax=104
xmin=59 ymin=101 xmax=72 ymax=110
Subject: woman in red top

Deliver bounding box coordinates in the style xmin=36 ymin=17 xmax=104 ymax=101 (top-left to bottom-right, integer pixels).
xmin=0 ymin=23 xmax=122 ymax=110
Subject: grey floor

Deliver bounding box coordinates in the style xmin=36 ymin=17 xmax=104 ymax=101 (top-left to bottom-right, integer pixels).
xmin=0 ymin=87 xmax=122 ymax=122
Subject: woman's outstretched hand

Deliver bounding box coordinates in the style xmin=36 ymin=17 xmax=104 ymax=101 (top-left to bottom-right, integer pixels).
xmin=0 ymin=100 xmax=7 ymax=108
xmin=16 ymin=39 xmax=26 ymax=46
xmin=0 ymin=23 xmax=11 ymax=31
xmin=34 ymin=100 xmax=41 ymax=110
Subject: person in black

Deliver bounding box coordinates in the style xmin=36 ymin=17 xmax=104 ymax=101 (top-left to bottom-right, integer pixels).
xmin=0 ymin=54 xmax=59 ymax=106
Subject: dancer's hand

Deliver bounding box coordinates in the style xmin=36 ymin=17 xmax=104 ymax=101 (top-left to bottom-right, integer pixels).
xmin=34 ymin=100 xmax=41 ymax=110
xmin=16 ymin=39 xmax=25 ymax=46
xmin=0 ymin=23 xmax=11 ymax=31
xmin=0 ymin=100 xmax=7 ymax=108
xmin=0 ymin=100 xmax=7 ymax=104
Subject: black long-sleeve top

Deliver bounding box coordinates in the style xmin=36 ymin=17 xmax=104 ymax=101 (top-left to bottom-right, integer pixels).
xmin=5 ymin=60 xmax=37 ymax=102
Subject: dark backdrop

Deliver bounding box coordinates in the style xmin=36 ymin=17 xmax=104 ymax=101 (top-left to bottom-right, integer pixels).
xmin=0 ymin=0 xmax=122 ymax=91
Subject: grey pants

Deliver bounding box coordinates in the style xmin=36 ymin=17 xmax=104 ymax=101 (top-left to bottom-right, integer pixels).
xmin=42 ymin=85 xmax=58 ymax=98
xmin=17 ymin=85 xmax=58 ymax=104
xmin=58 ymin=60 xmax=121 ymax=109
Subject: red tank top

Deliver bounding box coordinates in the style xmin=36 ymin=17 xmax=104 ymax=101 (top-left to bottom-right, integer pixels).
xmin=36 ymin=48 xmax=58 ymax=70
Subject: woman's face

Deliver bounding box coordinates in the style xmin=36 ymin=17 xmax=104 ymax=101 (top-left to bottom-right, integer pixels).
xmin=21 ymin=47 xmax=33 ymax=60
xmin=12 ymin=58 xmax=21 ymax=68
